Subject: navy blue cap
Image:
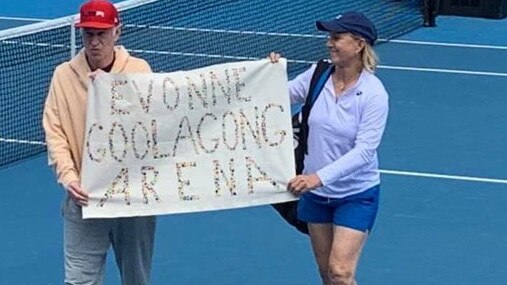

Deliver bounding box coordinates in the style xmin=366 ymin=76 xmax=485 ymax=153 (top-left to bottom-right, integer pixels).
xmin=316 ymin=12 xmax=377 ymax=45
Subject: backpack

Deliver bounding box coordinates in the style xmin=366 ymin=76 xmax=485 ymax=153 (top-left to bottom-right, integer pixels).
xmin=271 ymin=59 xmax=333 ymax=235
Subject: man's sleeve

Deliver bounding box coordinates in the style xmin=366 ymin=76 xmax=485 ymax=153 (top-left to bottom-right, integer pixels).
xmin=42 ymin=70 xmax=80 ymax=188
xmin=142 ymin=59 xmax=152 ymax=73
xmin=135 ymin=58 xmax=152 ymax=73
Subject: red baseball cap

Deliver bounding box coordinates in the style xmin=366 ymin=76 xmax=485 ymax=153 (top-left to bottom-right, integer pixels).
xmin=75 ymin=0 xmax=120 ymax=29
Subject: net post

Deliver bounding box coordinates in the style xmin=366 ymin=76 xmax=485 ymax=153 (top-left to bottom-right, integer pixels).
xmin=70 ymin=16 xmax=77 ymax=58
xmin=423 ymin=0 xmax=439 ymax=27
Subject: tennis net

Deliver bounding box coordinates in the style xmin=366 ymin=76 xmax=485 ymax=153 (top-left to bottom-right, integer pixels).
xmin=0 ymin=0 xmax=426 ymax=167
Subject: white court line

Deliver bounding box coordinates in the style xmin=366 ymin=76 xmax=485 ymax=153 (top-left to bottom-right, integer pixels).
xmin=1 ymin=40 xmax=67 ymax=48
xmin=380 ymin=169 xmax=507 ymax=185
xmin=0 ymin=16 xmax=48 ymax=22
xmin=0 ymin=138 xmax=45 ymax=145
xmin=382 ymin=39 xmax=507 ymax=50
xmin=378 ymin=65 xmax=507 ymax=77
xmin=129 ymin=49 xmax=507 ymax=77
xmin=2 ymin=137 xmax=507 ymax=184
xmin=2 ymin=42 xmax=503 ymax=76
xmin=127 ymin=48 xmax=313 ymax=64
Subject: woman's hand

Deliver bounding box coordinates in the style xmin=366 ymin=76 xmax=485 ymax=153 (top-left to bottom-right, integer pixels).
xmin=268 ymin=52 xmax=281 ymax=63
xmin=287 ymin=174 xmax=322 ymax=195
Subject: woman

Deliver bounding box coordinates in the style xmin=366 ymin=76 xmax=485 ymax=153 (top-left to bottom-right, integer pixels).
xmin=271 ymin=12 xmax=389 ymax=285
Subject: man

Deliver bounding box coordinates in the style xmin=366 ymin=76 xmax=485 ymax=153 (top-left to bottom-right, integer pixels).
xmin=42 ymin=1 xmax=156 ymax=284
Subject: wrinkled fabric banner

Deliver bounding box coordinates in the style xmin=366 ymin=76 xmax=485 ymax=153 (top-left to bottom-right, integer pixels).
xmin=81 ymin=59 xmax=296 ymax=218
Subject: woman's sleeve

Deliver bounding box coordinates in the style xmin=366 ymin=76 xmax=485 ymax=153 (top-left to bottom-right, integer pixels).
xmin=288 ymin=65 xmax=316 ymax=105
xmin=316 ymin=91 xmax=389 ymax=185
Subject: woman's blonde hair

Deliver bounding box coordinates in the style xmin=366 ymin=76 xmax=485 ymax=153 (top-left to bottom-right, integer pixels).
xmin=351 ymin=34 xmax=379 ymax=72
xmin=361 ymin=43 xmax=378 ymax=73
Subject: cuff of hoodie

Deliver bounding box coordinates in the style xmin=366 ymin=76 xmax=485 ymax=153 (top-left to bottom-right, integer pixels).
xmin=316 ymin=167 xmax=340 ymax=187
xmin=59 ymin=171 xmax=80 ymax=190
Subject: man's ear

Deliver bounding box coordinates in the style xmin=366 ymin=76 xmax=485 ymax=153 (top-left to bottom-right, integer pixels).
xmin=114 ymin=25 xmax=122 ymax=41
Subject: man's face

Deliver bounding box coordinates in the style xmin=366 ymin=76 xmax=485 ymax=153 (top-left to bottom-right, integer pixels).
xmin=82 ymin=27 xmax=119 ymax=67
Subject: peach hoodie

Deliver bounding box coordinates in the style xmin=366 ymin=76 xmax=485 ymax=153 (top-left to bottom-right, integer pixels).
xmin=43 ymin=46 xmax=151 ymax=188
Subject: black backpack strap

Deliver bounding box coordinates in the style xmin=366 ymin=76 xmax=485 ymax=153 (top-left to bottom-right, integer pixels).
xmin=300 ymin=60 xmax=333 ymax=156
xmin=270 ymin=60 xmax=333 ymax=236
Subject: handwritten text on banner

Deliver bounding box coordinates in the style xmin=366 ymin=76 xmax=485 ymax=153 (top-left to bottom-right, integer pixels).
xmin=81 ymin=59 xmax=296 ymax=218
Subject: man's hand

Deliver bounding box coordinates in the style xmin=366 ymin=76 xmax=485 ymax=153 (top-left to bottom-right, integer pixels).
xmin=288 ymin=174 xmax=322 ymax=195
xmin=67 ymin=181 xmax=89 ymax=206
xmin=87 ymin=69 xmax=105 ymax=81
xmin=268 ymin=52 xmax=281 ymax=63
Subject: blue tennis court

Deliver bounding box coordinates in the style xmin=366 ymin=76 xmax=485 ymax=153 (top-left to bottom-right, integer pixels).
xmin=1 ymin=1 xmax=507 ymax=284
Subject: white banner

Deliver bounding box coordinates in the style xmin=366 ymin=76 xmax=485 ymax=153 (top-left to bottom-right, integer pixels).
xmin=81 ymin=59 xmax=296 ymax=218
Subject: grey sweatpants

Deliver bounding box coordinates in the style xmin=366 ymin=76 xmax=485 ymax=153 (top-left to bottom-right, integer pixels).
xmin=63 ymin=195 xmax=156 ymax=285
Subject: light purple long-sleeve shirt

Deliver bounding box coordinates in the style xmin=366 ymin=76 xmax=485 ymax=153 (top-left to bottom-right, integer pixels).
xmin=289 ymin=65 xmax=389 ymax=198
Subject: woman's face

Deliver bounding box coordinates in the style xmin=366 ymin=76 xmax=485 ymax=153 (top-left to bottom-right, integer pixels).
xmin=326 ymin=32 xmax=364 ymax=67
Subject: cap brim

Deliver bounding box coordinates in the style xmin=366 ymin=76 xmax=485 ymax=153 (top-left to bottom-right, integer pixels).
xmin=75 ymin=21 xmax=116 ymax=29
xmin=316 ymin=20 xmax=347 ymax=33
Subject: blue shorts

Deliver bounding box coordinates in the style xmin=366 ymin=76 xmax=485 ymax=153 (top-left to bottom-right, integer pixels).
xmin=297 ymin=185 xmax=380 ymax=232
